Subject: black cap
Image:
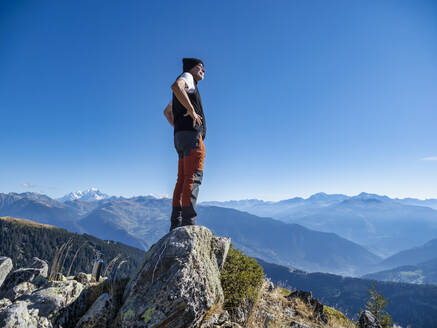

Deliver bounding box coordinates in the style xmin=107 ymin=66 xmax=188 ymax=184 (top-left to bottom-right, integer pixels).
xmin=183 ymin=58 xmax=204 ymax=72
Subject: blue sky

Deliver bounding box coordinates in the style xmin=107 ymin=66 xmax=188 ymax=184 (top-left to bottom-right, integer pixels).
xmin=1 ymin=0 xmax=436 ymax=201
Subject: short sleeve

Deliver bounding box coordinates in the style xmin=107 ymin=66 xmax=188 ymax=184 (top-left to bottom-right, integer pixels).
xmin=179 ymin=72 xmax=196 ymax=93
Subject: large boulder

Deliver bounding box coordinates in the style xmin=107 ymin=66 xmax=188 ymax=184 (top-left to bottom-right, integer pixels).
xmin=0 ymin=257 xmax=13 ymax=289
xmin=117 ymin=225 xmax=230 ymax=328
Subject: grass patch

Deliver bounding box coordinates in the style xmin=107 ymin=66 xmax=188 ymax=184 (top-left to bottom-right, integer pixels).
xmin=324 ymin=305 xmax=356 ymax=328
xmin=278 ymin=287 xmax=292 ymax=297
xmin=220 ymin=245 xmax=264 ymax=310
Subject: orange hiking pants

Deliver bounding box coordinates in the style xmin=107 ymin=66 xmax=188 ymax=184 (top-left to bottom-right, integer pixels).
xmin=171 ymin=131 xmax=205 ymax=229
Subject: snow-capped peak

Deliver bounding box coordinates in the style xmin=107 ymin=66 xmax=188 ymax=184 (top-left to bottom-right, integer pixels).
xmin=58 ymin=188 xmax=109 ymax=202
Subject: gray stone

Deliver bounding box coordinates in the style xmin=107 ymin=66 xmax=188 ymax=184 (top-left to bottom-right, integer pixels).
xmin=0 ymin=257 xmax=49 ymax=296
xmin=212 ymin=236 xmax=230 ymax=271
xmin=25 ymin=280 xmax=85 ymax=318
xmin=75 ymin=293 xmax=115 ymax=328
xmin=0 ymin=300 xmax=52 ymax=328
xmin=287 ymin=290 xmax=328 ymax=324
xmin=0 ymin=298 xmax=12 ymax=311
xmin=4 ymin=281 xmax=35 ymax=301
xmin=266 ymin=280 xmax=275 ymax=292
xmin=217 ymin=322 xmax=242 ymax=328
xmin=0 ymin=257 xmax=13 ymax=289
xmin=117 ymin=225 xmax=231 ymax=328
xmin=290 ymin=321 xmax=313 ymax=328
xmin=359 ymin=310 xmax=383 ymax=328
xmin=0 ymin=268 xmax=43 ymax=296
xmin=74 ymin=272 xmax=90 ymax=284
xmin=55 ymin=279 xmax=108 ymax=328
xmin=218 ymin=310 xmax=230 ymax=324
xmin=200 ymin=310 xmax=230 ymax=328
xmin=27 ymin=257 xmax=49 ymax=278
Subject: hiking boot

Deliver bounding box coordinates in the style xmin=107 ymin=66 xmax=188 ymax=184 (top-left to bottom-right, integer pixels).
xmin=170 ymin=206 xmax=182 ymax=231
xmin=181 ymin=205 xmax=197 ymax=226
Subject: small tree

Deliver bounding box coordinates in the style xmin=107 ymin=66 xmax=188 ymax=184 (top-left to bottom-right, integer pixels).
xmin=365 ymin=283 xmax=393 ymax=328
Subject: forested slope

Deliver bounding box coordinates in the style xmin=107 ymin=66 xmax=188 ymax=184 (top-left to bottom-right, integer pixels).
xmin=0 ymin=216 xmax=145 ymax=278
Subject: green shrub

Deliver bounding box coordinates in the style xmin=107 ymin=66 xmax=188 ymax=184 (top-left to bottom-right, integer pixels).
xmin=220 ymin=245 xmax=264 ymax=309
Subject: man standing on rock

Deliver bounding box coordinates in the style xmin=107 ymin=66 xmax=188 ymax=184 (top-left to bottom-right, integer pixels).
xmin=164 ymin=58 xmax=206 ymax=231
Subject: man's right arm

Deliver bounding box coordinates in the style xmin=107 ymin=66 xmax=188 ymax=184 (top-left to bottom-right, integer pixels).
xmin=171 ymin=78 xmax=202 ymax=127
xmin=163 ymin=102 xmax=174 ymax=127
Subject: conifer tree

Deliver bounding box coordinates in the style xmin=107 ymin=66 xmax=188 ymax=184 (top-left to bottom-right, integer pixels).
xmin=365 ymin=283 xmax=393 ymax=328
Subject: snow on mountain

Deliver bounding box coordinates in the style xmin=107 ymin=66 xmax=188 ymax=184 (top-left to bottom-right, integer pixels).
xmin=58 ymin=187 xmax=109 ymax=202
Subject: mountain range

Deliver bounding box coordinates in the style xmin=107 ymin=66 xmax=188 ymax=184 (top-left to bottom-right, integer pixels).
xmin=203 ymin=192 xmax=437 ymax=257
xmin=2 ymin=190 xmax=437 ymax=278
xmin=0 ymin=191 xmax=382 ymax=276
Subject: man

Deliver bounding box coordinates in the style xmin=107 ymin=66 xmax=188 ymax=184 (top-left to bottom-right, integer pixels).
xmin=164 ymin=58 xmax=206 ymax=231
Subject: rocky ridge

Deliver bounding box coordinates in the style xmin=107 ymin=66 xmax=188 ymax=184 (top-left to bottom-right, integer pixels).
xmin=0 ymin=225 xmax=371 ymax=327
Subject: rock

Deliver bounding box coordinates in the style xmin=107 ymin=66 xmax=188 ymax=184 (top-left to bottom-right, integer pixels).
xmin=26 ymin=257 xmax=49 ymax=278
xmin=0 ymin=257 xmax=49 ymax=296
xmin=0 ymin=268 xmax=44 ymax=296
xmin=290 ymin=321 xmax=313 ymax=328
xmin=54 ymin=279 xmax=108 ymax=328
xmin=75 ymin=293 xmax=115 ymax=328
xmin=0 ymin=300 xmax=52 ymax=328
xmin=74 ymin=272 xmax=90 ymax=284
xmin=4 ymin=281 xmax=35 ymax=301
xmin=200 ymin=310 xmax=230 ymax=328
xmin=117 ymin=225 xmax=231 ymax=328
xmin=218 ymin=310 xmax=230 ymax=324
xmin=216 ymin=322 xmax=242 ymax=328
xmin=287 ymin=290 xmax=328 ymax=324
xmin=212 ymin=236 xmax=230 ymax=271
xmin=359 ymin=310 xmax=383 ymax=328
xmin=0 ymin=298 xmax=12 ymax=311
xmin=266 ymin=279 xmax=274 ymax=292
xmin=25 ymin=280 xmax=85 ymax=318
xmin=0 ymin=257 xmax=13 ymax=289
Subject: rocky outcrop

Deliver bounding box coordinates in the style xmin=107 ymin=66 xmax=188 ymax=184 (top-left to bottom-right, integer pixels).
xmin=117 ymin=225 xmax=230 ymax=328
xmin=359 ymin=310 xmax=382 ymax=328
xmin=0 ymin=254 xmax=109 ymax=328
xmin=0 ymin=225 xmax=357 ymax=328
xmin=0 ymin=257 xmax=13 ymax=289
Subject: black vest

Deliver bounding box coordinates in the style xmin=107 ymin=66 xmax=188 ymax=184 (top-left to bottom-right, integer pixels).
xmin=172 ymin=79 xmax=206 ymax=140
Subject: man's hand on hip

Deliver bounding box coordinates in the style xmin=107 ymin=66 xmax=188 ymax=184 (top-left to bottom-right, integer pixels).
xmin=184 ymin=111 xmax=202 ymax=127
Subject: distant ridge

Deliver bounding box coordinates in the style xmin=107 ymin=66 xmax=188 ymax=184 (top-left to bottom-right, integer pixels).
xmin=57 ymin=187 xmax=109 ymax=202
xmin=0 ymin=216 xmax=58 ymax=229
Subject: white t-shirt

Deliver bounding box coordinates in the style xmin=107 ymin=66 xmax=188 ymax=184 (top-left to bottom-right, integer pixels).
xmin=169 ymin=72 xmax=196 ymax=106
xmin=179 ymin=72 xmax=196 ymax=94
